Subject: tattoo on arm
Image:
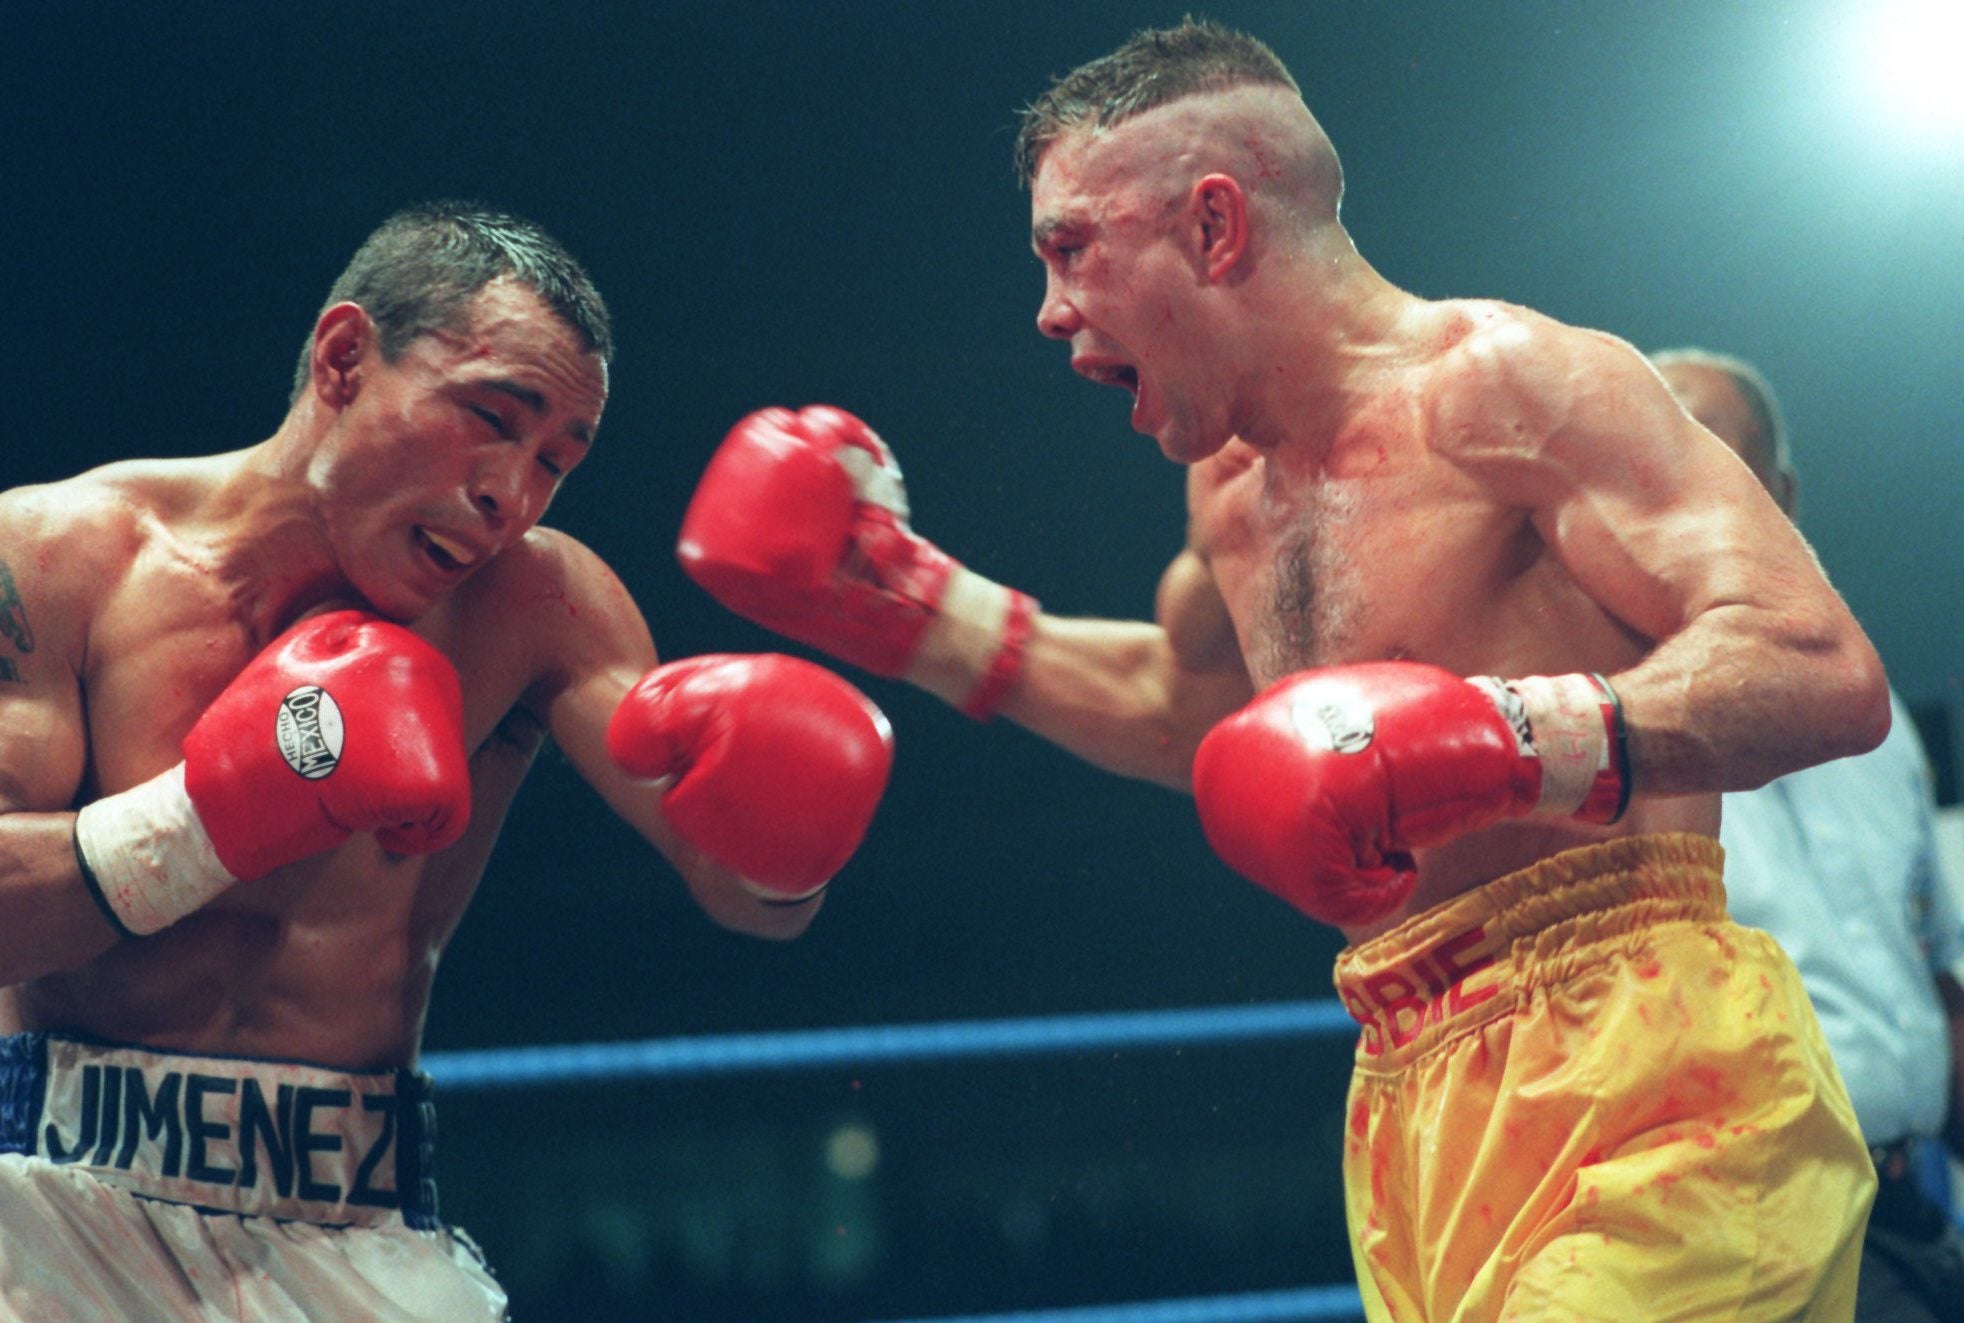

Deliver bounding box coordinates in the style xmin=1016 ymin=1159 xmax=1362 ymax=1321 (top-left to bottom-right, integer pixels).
xmin=0 ymin=560 xmax=33 ymax=676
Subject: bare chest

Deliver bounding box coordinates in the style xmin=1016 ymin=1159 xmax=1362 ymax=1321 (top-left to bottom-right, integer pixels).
xmin=83 ymin=552 xmax=268 ymax=797
xmin=81 ymin=551 xmax=526 ymax=800
xmin=1193 ymin=457 xmax=1555 ymax=689
xmin=29 ymin=551 xmax=549 ymax=1063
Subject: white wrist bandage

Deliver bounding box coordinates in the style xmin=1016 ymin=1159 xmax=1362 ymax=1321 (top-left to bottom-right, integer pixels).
xmin=73 ymin=764 xmax=236 ymax=937
xmin=1507 ymin=672 xmax=1630 ymax=823
xmin=905 ymin=565 xmax=1037 ymax=721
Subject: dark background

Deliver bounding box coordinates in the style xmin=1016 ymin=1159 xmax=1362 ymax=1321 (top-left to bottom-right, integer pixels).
xmin=7 ymin=2 xmax=1960 ymax=1319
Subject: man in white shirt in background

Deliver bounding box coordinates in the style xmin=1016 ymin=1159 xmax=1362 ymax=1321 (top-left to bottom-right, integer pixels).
xmin=1654 ymin=346 xmax=1964 ymax=1323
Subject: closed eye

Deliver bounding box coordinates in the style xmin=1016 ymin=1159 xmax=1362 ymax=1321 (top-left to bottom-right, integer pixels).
xmin=468 ymin=404 xmax=511 ymax=438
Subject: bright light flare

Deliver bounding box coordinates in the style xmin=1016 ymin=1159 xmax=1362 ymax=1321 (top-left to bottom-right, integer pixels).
xmin=1851 ymin=0 xmax=1964 ymax=142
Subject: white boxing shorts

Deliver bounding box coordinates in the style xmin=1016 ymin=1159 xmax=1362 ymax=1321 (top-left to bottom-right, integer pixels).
xmin=0 ymin=1033 xmax=507 ymax=1322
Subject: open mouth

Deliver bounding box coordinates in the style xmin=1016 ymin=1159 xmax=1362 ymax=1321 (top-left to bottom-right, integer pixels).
xmin=416 ymin=527 xmax=479 ymax=573
xmin=1081 ymin=363 xmax=1140 ymax=397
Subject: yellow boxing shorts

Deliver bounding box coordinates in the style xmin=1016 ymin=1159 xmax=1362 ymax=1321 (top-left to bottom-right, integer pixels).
xmin=1333 ymin=834 xmax=1871 ymax=1322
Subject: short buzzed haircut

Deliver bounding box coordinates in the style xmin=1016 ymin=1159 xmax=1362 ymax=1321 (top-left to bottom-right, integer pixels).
xmin=1014 ymin=19 xmax=1301 ymax=187
xmin=291 ymin=201 xmax=612 ymax=403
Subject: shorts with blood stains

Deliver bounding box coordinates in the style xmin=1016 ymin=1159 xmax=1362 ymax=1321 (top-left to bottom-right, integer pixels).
xmin=1333 ymin=832 xmax=1870 ymax=1322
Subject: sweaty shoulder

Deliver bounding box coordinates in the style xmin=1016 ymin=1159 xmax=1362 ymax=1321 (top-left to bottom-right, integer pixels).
xmin=1422 ymin=301 xmax=1678 ymax=487
xmin=0 ymin=463 xmax=162 ymax=563
xmin=0 ymin=462 xmax=190 ymax=663
xmin=441 ymin=524 xmax=655 ymax=708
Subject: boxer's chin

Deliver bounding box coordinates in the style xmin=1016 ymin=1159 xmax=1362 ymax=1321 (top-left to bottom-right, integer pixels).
xmin=342 ymin=580 xmax=427 ymax=626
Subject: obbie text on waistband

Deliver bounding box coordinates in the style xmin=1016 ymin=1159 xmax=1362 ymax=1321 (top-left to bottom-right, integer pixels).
xmin=1339 ymin=922 xmax=1501 ymax=1056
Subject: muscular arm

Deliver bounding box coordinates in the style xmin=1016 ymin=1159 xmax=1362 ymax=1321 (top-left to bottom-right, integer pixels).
xmin=1449 ymin=320 xmax=1888 ymax=794
xmin=993 ymin=547 xmax=1253 ymax=791
xmin=522 ymin=534 xmax=821 ymax=941
xmin=678 ymin=404 xmax=1251 ymax=793
xmin=0 ymin=813 xmax=122 ymax=986
xmin=0 ymin=505 xmax=126 ymax=984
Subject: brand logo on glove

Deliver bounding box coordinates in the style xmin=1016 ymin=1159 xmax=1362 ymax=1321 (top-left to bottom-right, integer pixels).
xmin=276 ymin=685 xmax=344 ymax=780
xmin=1291 ymin=688 xmax=1374 ymax=755
xmin=1468 ymin=676 xmax=1535 ymax=756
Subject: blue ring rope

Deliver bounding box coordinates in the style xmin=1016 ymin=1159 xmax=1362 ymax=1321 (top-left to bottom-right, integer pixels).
xmin=426 ymin=1001 xmax=1370 ymax=1322
xmin=423 ymin=998 xmax=1358 ymax=1090
xmin=861 ymin=1284 xmax=1363 ymax=1323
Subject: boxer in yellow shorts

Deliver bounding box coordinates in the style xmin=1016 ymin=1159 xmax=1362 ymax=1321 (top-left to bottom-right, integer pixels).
xmin=671 ymin=17 xmax=1893 ymax=1317
xmin=1335 ymin=835 xmax=1872 ymax=1322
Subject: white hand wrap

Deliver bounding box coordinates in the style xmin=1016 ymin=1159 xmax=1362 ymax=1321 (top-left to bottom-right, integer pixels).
xmin=903 ymin=565 xmax=1036 ymax=719
xmin=73 ymin=764 xmax=237 ymax=937
xmin=1506 ymin=672 xmax=1630 ymax=822
xmin=839 ymin=425 xmax=1037 ymax=722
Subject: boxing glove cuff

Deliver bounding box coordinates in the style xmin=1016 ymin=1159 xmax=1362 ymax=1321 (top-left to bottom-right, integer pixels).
xmin=740 ymin=877 xmax=831 ymax=907
xmin=902 ymin=564 xmax=1038 ymax=722
xmin=1474 ymin=672 xmax=1630 ymax=823
xmin=73 ymin=764 xmax=237 ymax=938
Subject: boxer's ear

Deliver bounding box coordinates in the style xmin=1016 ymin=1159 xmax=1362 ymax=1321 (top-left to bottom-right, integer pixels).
xmin=308 ymin=303 xmax=375 ymax=408
xmin=1191 ymin=174 xmax=1248 ymax=282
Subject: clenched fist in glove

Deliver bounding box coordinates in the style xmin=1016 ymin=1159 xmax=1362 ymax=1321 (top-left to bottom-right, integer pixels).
xmin=677 ymin=405 xmax=1036 ymax=720
xmin=75 ymin=610 xmax=471 ymax=937
xmin=607 ymin=653 xmax=894 ymax=902
xmin=1192 ymin=662 xmax=1628 ymax=927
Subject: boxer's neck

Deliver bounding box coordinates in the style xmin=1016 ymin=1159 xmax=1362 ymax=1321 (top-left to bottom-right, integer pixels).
xmin=179 ymin=450 xmax=358 ymax=647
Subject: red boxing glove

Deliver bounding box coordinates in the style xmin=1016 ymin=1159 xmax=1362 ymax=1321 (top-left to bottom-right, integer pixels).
xmin=677 ymin=405 xmax=1037 ymax=720
xmin=1191 ymin=662 xmax=1627 ymax=927
xmin=607 ymin=653 xmax=894 ymax=901
xmin=75 ymin=610 xmax=471 ymax=936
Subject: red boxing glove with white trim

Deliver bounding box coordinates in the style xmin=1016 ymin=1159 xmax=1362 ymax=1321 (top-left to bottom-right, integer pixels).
xmin=677 ymin=405 xmax=1036 ymax=720
xmin=607 ymin=653 xmax=895 ymax=902
xmin=74 ymin=610 xmax=471 ymax=936
xmin=1191 ymin=661 xmax=1628 ymax=927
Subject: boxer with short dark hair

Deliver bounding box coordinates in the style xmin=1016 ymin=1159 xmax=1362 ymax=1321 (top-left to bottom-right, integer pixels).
xmin=0 ymin=201 xmax=893 ymax=1322
xmin=679 ymin=20 xmax=1890 ymax=1320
